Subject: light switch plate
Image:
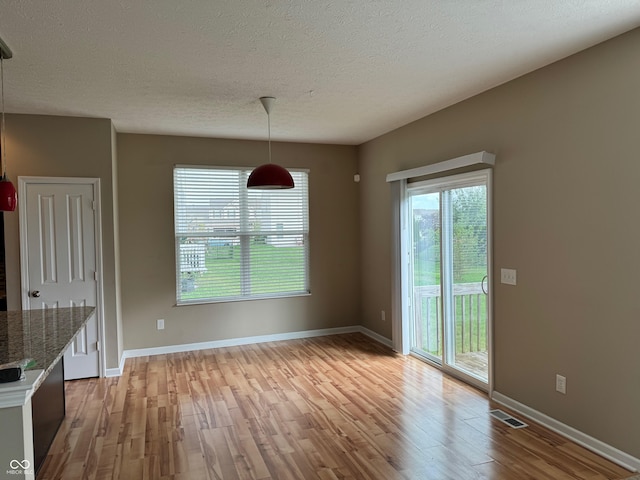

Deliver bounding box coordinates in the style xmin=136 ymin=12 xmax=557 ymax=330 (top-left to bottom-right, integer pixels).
xmin=501 ymin=268 xmax=517 ymax=285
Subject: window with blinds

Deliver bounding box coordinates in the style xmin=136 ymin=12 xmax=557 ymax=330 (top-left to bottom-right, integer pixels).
xmin=174 ymin=166 xmax=310 ymax=304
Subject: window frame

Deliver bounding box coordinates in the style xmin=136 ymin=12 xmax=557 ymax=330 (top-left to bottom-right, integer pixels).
xmin=173 ymin=165 xmax=311 ymax=305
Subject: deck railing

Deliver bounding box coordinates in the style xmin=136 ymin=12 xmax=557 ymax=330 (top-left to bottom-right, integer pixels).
xmin=413 ymin=282 xmax=487 ymax=356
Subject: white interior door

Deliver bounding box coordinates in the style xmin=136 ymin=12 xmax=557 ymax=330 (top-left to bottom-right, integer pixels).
xmin=20 ymin=179 xmax=102 ymax=380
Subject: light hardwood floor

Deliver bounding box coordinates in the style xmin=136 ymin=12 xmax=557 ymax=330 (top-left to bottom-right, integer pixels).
xmin=39 ymin=333 xmax=633 ymax=479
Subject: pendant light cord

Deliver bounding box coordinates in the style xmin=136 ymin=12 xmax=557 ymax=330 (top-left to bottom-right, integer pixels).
xmin=0 ymin=54 xmax=5 ymax=179
xmin=267 ymin=107 xmax=272 ymax=164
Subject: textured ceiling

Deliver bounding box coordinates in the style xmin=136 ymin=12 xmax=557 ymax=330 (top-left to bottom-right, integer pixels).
xmin=0 ymin=1 xmax=639 ymax=145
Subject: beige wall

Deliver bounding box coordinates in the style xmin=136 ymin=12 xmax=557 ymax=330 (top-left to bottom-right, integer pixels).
xmin=358 ymin=28 xmax=640 ymax=458
xmin=3 ymin=114 xmax=122 ymax=369
xmin=117 ymin=134 xmax=359 ymax=350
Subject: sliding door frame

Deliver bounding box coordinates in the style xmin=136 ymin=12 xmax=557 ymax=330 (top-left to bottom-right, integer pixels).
xmin=404 ymin=169 xmax=493 ymax=393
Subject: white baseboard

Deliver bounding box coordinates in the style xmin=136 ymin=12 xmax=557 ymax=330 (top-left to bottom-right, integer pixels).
xmin=104 ymin=367 xmax=121 ymax=377
xmin=106 ymin=324 xmax=392 ymax=379
xmin=121 ymin=325 xmax=391 ymax=360
xmin=492 ymin=391 xmax=640 ymax=472
xmin=358 ymin=326 xmax=393 ymax=348
xmin=104 ymin=353 xmax=126 ymax=377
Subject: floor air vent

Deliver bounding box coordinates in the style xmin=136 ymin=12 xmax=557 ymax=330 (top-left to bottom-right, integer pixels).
xmin=490 ymin=409 xmax=528 ymax=429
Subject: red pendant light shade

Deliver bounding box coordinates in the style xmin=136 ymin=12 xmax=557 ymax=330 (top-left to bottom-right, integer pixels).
xmin=247 ymin=163 xmax=294 ymax=189
xmin=247 ymin=96 xmax=295 ymax=190
xmin=0 ymin=175 xmax=16 ymax=211
xmin=0 ymin=174 xmax=13 ymax=212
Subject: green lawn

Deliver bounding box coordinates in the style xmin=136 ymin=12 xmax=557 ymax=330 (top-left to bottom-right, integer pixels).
xmin=413 ymin=260 xmax=487 ymax=286
xmin=180 ymin=243 xmax=306 ymax=301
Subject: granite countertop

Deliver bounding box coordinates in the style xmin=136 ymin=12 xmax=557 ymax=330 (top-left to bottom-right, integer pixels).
xmin=0 ymin=307 xmax=95 ymax=382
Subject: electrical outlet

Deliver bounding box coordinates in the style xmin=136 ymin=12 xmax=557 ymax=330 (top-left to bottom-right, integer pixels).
xmin=501 ymin=268 xmax=517 ymax=285
xmin=381 ymin=310 xmax=386 ymax=321
xmin=157 ymin=319 xmax=165 ymax=330
xmin=556 ymin=374 xmax=566 ymax=394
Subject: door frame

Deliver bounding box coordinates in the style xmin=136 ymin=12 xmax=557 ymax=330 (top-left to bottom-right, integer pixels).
xmin=403 ymin=169 xmax=493 ymax=393
xmin=18 ymin=176 xmax=107 ymax=378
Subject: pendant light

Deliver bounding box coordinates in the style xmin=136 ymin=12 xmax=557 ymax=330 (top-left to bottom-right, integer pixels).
xmin=247 ymin=96 xmax=294 ymax=189
xmin=0 ymin=37 xmax=16 ymax=212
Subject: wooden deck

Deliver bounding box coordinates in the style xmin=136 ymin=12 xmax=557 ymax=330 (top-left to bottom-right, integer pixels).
xmin=455 ymin=350 xmax=489 ymax=379
xmin=39 ymin=333 xmax=633 ymax=480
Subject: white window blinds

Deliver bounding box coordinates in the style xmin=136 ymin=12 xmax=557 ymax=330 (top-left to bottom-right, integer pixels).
xmin=174 ymin=166 xmax=310 ymax=304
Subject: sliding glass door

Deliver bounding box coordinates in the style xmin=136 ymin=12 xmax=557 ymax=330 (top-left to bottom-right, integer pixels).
xmin=407 ymin=171 xmax=491 ymax=388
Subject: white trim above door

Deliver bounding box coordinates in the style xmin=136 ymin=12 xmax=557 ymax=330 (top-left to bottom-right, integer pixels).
xmin=386 ymin=151 xmax=495 ymax=183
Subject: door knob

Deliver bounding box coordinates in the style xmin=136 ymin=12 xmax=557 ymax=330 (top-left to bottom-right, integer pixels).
xmin=31 ymin=290 xmax=41 ymax=298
